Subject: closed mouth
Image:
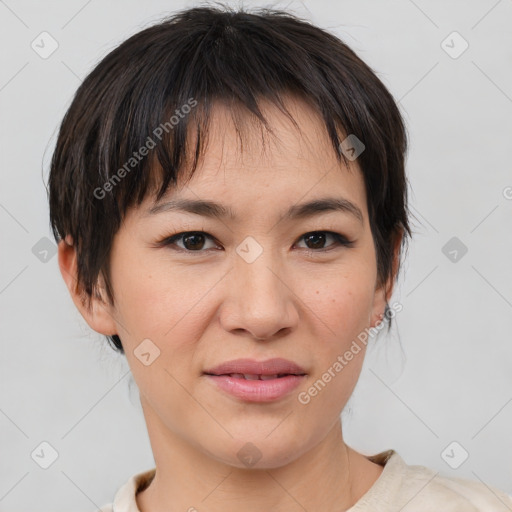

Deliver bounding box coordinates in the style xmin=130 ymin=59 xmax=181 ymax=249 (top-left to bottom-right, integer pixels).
xmin=205 ymin=373 xmax=305 ymax=380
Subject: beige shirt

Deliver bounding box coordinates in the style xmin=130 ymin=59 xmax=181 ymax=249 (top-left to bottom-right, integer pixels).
xmin=96 ymin=450 xmax=512 ymax=511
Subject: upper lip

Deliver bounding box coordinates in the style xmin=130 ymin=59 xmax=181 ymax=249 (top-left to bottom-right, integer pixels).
xmin=204 ymin=358 xmax=307 ymax=376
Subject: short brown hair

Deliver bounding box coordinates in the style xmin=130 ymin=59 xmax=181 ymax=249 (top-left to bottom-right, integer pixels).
xmin=48 ymin=4 xmax=412 ymax=354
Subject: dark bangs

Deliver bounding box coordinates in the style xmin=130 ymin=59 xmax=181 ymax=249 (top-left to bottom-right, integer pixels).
xmin=48 ymin=4 xmax=411 ymax=354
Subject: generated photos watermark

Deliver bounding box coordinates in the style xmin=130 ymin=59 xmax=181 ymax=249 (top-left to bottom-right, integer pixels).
xmin=297 ymin=300 xmax=403 ymax=405
xmin=93 ymin=97 xmax=198 ymax=200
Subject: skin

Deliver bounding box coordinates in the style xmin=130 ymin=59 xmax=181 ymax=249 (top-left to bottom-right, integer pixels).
xmin=59 ymin=95 xmax=401 ymax=512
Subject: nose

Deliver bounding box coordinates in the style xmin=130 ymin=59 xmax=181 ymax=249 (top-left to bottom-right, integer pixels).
xmin=219 ymin=249 xmax=299 ymax=341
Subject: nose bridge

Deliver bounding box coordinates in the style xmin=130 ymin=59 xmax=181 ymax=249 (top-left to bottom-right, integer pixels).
xmin=235 ymin=235 xmax=285 ymax=304
xmin=221 ymin=235 xmax=297 ymax=338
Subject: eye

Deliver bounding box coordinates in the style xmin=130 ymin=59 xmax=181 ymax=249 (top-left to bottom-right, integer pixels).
xmin=158 ymin=231 xmax=219 ymax=252
xmin=156 ymin=230 xmax=354 ymax=254
xmin=295 ymin=231 xmax=355 ymax=253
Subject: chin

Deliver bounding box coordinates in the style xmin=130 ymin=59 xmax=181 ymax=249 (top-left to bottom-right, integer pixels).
xmin=209 ymin=433 xmax=308 ymax=470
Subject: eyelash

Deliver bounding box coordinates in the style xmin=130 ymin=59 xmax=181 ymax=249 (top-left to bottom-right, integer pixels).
xmin=155 ymin=230 xmax=355 ymax=255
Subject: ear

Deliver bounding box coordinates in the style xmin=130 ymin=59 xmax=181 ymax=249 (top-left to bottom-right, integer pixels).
xmin=57 ymin=235 xmax=118 ymax=336
xmin=369 ymin=229 xmax=403 ymax=327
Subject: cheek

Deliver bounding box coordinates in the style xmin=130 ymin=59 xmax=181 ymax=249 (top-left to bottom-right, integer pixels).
xmin=110 ymin=250 xmax=199 ymax=333
xmin=299 ymin=265 xmax=376 ymax=341
xmin=296 ymin=277 xmax=372 ymax=424
xmin=113 ymin=259 xmax=210 ymax=412
xmin=109 ymin=251 xmax=224 ymax=381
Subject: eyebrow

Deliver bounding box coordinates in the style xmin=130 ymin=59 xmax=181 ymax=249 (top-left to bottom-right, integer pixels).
xmin=146 ymin=196 xmax=364 ymax=224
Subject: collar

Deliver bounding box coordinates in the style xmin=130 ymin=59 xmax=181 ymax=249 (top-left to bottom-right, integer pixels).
xmin=112 ymin=450 xmax=399 ymax=512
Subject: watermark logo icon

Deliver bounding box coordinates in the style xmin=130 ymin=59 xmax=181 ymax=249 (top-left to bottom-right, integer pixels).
xmin=442 ymin=236 xmax=468 ymax=263
xmin=32 ymin=236 xmax=57 ymax=263
xmin=31 ymin=32 xmax=59 ymax=59
xmin=134 ymin=338 xmax=161 ymax=366
xmin=31 ymin=441 xmax=59 ymax=469
xmin=441 ymin=31 xmax=469 ymax=59
xmin=236 ymin=236 xmax=263 ymax=264
xmin=237 ymin=442 xmax=262 ymax=467
xmin=339 ymin=134 xmax=365 ymax=161
xmin=441 ymin=441 xmax=469 ymax=469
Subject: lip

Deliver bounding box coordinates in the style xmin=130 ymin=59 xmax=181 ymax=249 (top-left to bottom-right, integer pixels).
xmin=205 ymin=374 xmax=306 ymax=402
xmin=203 ymin=358 xmax=307 ymax=403
xmin=203 ymin=357 xmax=307 ymax=376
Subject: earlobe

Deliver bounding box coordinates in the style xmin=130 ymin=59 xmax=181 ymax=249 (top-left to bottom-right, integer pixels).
xmin=57 ymin=237 xmax=118 ymax=336
xmin=370 ymin=288 xmax=388 ymax=328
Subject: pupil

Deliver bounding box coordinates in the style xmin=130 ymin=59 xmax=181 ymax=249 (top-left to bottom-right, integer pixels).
xmin=305 ymin=232 xmax=325 ymax=249
xmin=184 ymin=233 xmax=204 ymax=250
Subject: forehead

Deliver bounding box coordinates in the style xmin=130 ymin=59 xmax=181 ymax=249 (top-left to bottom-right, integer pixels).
xmin=192 ymin=95 xmax=346 ymax=173
xmin=139 ymin=95 xmax=368 ymax=223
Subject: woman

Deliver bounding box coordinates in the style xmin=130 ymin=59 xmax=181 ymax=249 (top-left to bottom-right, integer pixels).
xmin=48 ymin=4 xmax=512 ymax=511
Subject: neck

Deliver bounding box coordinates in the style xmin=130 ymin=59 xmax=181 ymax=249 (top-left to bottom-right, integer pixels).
xmin=136 ymin=400 xmax=383 ymax=512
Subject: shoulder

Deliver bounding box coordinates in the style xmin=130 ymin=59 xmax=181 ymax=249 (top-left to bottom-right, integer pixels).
xmin=400 ymin=462 xmax=512 ymax=511
xmin=91 ymin=467 xmax=156 ymax=512
xmin=353 ymin=450 xmax=512 ymax=511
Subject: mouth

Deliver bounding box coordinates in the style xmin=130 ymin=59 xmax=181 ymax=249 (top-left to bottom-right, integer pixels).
xmin=203 ymin=357 xmax=307 ymax=377
xmin=203 ymin=372 xmax=306 ymax=402
xmin=202 ymin=358 xmax=307 ymax=401
xmin=203 ymin=372 xmax=305 ymax=380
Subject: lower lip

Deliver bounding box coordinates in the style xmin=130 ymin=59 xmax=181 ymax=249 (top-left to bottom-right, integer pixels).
xmin=205 ymin=374 xmax=306 ymax=402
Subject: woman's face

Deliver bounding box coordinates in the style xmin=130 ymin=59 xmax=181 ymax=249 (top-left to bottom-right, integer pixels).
xmin=85 ymin=96 xmax=390 ymax=468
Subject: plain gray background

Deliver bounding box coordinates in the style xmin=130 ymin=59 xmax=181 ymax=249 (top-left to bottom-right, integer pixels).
xmin=1 ymin=0 xmax=511 ymax=510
